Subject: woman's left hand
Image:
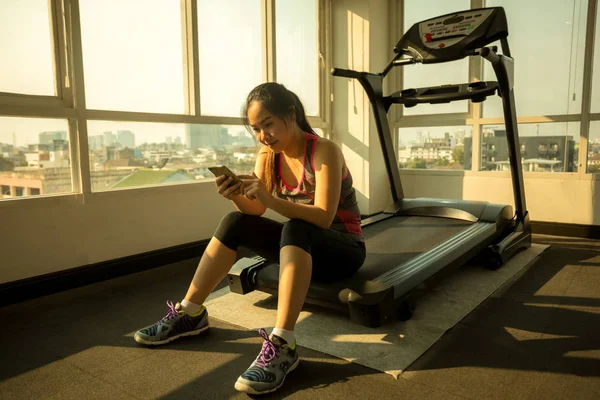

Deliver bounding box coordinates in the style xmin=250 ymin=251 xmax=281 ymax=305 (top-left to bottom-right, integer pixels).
xmin=240 ymin=174 xmax=274 ymax=207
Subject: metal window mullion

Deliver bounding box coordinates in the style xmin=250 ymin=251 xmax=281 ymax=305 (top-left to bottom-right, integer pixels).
xmin=397 ymin=0 xmax=405 ymax=121
xmin=49 ymin=0 xmax=62 ymax=101
xmin=480 ymin=114 xmax=583 ymax=125
xmin=321 ymin=0 xmax=333 ymax=136
xmin=389 ymin=0 xmax=402 ymax=150
xmin=262 ymin=0 xmax=276 ymax=82
xmin=180 ymin=0 xmax=201 ymax=116
xmin=0 ymin=104 xmax=75 ymax=119
xmin=85 ymin=109 xmax=242 ymax=125
xmin=470 ymin=0 xmax=485 ymax=171
xmin=180 ymin=0 xmax=192 ymax=115
xmin=396 ymin=113 xmax=472 ymax=127
xmin=191 ymin=0 xmax=201 ymax=116
xmin=64 ymin=0 xmax=91 ymax=195
xmin=580 ymin=0 xmax=597 ymax=174
xmin=317 ymin=0 xmax=327 ymax=123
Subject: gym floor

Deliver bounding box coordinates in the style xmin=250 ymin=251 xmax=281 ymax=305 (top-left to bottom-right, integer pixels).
xmin=1 ymin=234 xmax=599 ymax=399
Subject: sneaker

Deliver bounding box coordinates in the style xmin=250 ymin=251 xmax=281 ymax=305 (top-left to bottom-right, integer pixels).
xmin=234 ymin=328 xmax=300 ymax=395
xmin=134 ymin=300 xmax=209 ymax=346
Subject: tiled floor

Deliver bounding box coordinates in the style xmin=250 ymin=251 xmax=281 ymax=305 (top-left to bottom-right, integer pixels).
xmin=1 ymin=234 xmax=599 ymax=399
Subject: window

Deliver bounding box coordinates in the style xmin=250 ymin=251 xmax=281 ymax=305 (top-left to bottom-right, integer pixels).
xmin=0 ymin=0 xmax=56 ymax=96
xmin=402 ymin=0 xmax=470 ymax=115
xmin=398 ymin=126 xmax=472 ymax=170
xmin=483 ymin=0 xmax=587 ymax=118
xmin=587 ymin=121 xmax=600 ymax=172
xmin=0 ymin=117 xmax=71 ymax=199
xmin=79 ymin=0 xmax=185 ymax=114
xmin=480 ymin=122 xmax=580 ymax=172
xmin=590 ymin=4 xmax=600 ymax=113
xmin=197 ymin=0 xmax=263 ymax=117
xmin=276 ymin=0 xmax=319 ymax=116
xmin=87 ymin=120 xmax=259 ymax=192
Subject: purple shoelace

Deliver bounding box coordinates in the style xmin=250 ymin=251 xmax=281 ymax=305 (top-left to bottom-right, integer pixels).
xmin=255 ymin=328 xmax=280 ymax=368
xmin=158 ymin=300 xmax=180 ymax=324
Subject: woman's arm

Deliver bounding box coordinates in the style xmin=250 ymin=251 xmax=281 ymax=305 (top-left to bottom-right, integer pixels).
xmin=266 ymin=139 xmax=343 ymax=229
xmin=231 ymin=146 xmax=269 ymax=216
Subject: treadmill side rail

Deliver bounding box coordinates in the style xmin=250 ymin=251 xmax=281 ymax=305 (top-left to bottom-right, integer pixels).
xmin=375 ymin=222 xmax=497 ymax=292
xmin=339 ymin=281 xmax=396 ymax=328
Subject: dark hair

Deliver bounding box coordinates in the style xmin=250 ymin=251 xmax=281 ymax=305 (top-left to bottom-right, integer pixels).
xmin=242 ymin=82 xmax=317 ymax=193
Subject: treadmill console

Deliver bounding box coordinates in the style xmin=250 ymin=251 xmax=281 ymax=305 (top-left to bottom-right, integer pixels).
xmin=395 ymin=7 xmax=508 ymax=64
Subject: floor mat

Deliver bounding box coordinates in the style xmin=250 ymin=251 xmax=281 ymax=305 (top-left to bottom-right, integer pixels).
xmin=205 ymin=243 xmax=549 ymax=378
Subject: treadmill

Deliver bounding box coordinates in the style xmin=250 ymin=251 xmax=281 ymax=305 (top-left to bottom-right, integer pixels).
xmin=227 ymin=6 xmax=531 ymax=328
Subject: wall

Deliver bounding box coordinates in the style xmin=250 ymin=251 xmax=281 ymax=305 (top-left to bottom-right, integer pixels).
xmin=331 ymin=0 xmax=394 ymax=215
xmin=399 ymin=170 xmax=600 ymax=225
xmin=0 ymin=182 xmax=283 ymax=284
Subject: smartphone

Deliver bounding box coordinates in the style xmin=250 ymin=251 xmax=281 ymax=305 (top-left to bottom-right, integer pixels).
xmin=208 ymin=165 xmax=242 ymax=188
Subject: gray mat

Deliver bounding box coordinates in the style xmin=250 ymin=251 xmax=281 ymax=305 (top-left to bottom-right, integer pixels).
xmin=206 ymin=243 xmax=549 ymax=378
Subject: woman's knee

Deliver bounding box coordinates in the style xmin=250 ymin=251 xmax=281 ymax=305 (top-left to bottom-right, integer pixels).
xmin=213 ymin=211 xmax=247 ymax=250
xmin=280 ymin=219 xmax=319 ymax=253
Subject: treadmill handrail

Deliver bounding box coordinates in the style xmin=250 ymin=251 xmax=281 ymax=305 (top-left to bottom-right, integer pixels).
xmin=387 ymin=81 xmax=499 ymax=107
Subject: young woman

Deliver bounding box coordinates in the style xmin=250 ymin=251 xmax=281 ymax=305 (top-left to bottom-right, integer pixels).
xmin=134 ymin=82 xmax=366 ymax=395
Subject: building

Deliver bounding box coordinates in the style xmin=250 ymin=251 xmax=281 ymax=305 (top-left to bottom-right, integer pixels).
xmin=38 ymin=131 xmax=67 ymax=145
xmin=0 ymin=167 xmax=71 ymax=198
xmin=398 ymin=134 xmax=455 ymax=164
xmin=88 ymin=135 xmax=105 ymax=150
xmin=463 ymin=130 xmax=577 ymax=172
xmin=185 ymin=125 xmax=229 ymax=150
xmin=116 ymin=130 xmax=135 ymax=148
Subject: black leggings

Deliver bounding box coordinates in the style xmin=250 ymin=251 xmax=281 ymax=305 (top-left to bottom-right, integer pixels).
xmin=214 ymin=211 xmax=366 ymax=283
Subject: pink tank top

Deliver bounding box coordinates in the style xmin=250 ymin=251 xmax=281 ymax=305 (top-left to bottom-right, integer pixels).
xmin=274 ymin=133 xmax=364 ymax=242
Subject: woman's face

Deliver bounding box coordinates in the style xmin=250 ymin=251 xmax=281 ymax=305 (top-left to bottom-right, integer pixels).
xmin=247 ymin=101 xmax=293 ymax=153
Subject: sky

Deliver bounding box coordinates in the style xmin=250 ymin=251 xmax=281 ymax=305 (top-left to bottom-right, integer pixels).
xmin=0 ymin=0 xmax=597 ymax=147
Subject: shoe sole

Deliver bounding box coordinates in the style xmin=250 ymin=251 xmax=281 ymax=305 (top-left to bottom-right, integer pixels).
xmin=234 ymin=356 xmax=300 ymax=395
xmin=134 ymin=324 xmax=210 ymax=346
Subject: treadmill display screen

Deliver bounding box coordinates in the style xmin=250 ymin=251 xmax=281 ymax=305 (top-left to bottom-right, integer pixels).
xmin=419 ymin=9 xmax=494 ymax=49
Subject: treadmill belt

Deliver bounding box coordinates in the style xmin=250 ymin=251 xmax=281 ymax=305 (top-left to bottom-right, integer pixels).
xmin=258 ymin=215 xmax=473 ymax=304
xmin=355 ymin=215 xmax=473 ymax=282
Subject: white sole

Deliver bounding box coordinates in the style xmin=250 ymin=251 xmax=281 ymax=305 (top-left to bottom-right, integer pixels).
xmin=234 ymin=356 xmax=300 ymax=395
xmin=134 ymin=324 xmax=210 ymax=346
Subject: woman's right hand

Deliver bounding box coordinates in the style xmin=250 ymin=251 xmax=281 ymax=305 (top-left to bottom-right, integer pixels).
xmin=215 ymin=175 xmax=243 ymax=200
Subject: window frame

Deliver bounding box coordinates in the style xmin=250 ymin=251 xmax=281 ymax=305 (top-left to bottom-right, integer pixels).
xmin=0 ymin=0 xmax=328 ymax=200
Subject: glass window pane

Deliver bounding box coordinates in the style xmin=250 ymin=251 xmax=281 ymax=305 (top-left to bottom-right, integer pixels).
xmin=483 ymin=0 xmax=587 ymax=117
xmin=591 ymin=7 xmax=600 ymax=112
xmin=402 ymin=0 xmax=470 ymax=115
xmin=276 ymin=0 xmax=319 ymax=116
xmin=198 ymin=0 xmax=263 ymax=117
xmin=0 ymin=0 xmax=55 ymax=96
xmin=0 ymin=117 xmax=71 ymax=199
xmin=398 ymin=126 xmax=472 ymax=170
xmin=79 ymin=0 xmax=185 ymax=114
xmin=87 ymin=121 xmax=259 ymax=192
xmin=478 ymin=122 xmax=579 ymax=172
xmin=587 ymin=121 xmax=600 ymax=173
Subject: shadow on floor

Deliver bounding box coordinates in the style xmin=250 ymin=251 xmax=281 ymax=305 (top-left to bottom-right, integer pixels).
xmin=406 ymin=237 xmax=600 ymax=378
